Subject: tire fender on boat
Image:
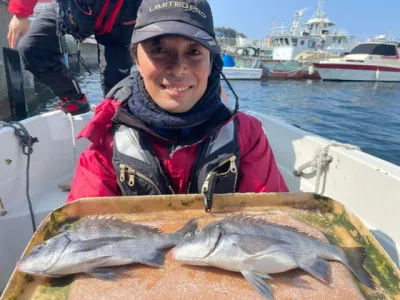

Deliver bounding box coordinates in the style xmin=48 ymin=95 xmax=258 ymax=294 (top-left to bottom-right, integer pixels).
xmin=308 ymin=65 xmax=315 ymax=75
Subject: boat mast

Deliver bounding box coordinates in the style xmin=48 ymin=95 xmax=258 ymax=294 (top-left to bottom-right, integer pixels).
xmin=306 ymin=0 xmax=335 ymax=36
xmin=290 ymin=8 xmax=307 ymax=36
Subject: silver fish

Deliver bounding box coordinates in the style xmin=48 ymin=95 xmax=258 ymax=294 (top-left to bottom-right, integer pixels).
xmin=17 ymin=217 xmax=197 ymax=280
xmin=173 ymin=216 xmax=375 ymax=299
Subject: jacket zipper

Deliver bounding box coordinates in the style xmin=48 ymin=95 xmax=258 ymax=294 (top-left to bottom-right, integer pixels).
xmin=202 ymin=155 xmax=238 ymax=195
xmin=119 ymin=163 xmax=163 ymax=195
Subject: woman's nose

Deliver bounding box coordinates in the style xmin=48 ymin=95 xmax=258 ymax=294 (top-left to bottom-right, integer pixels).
xmin=166 ymin=53 xmax=188 ymax=75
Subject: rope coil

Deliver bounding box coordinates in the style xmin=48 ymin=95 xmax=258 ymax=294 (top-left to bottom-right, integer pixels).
xmin=294 ymin=141 xmax=360 ymax=194
xmin=0 ymin=121 xmax=38 ymax=232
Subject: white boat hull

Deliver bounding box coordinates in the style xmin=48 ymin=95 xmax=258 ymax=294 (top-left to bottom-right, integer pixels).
xmin=221 ymin=67 xmax=262 ymax=80
xmin=316 ymin=65 xmax=400 ymax=81
xmin=0 ymin=111 xmax=91 ymax=291
xmin=1 ymin=110 xmax=400 ymax=291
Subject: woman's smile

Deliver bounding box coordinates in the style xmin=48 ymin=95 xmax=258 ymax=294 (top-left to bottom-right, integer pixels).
xmin=135 ymin=35 xmax=211 ymax=113
xmin=161 ymin=83 xmax=193 ymax=95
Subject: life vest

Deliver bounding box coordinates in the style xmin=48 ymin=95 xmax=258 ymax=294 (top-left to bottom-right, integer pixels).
xmin=58 ymin=0 xmax=138 ymax=39
xmin=108 ymin=77 xmax=240 ymax=211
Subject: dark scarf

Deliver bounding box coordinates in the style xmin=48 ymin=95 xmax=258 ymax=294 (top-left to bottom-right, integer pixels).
xmin=127 ymin=60 xmax=227 ymax=130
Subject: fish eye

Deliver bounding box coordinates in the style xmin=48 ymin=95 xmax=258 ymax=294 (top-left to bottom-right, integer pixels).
xmin=58 ymin=223 xmax=71 ymax=232
xmin=34 ymin=242 xmax=46 ymax=250
xmin=185 ymin=230 xmax=196 ymax=238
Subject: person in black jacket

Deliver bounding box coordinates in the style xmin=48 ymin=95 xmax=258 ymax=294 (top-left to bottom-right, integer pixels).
xmin=8 ymin=0 xmax=142 ymax=115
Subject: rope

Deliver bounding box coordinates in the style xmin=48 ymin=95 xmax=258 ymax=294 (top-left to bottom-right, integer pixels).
xmin=66 ymin=113 xmax=77 ymax=166
xmin=0 ymin=121 xmax=39 ymax=232
xmin=293 ymin=142 xmax=360 ymax=194
xmin=220 ymin=72 xmax=239 ymax=115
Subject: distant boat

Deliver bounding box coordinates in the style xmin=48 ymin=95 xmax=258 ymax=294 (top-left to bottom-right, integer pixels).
xmin=219 ymin=0 xmax=359 ymax=80
xmin=221 ymin=54 xmax=263 ymax=80
xmin=222 ymin=67 xmax=263 ymax=80
xmin=314 ymin=38 xmax=400 ymax=81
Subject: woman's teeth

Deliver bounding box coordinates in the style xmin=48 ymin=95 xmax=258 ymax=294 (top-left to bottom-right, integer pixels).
xmin=165 ymin=86 xmax=189 ymax=92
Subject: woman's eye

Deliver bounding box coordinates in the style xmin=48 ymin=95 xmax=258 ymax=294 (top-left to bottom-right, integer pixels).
xmin=151 ymin=46 xmax=167 ymax=54
xmin=188 ymin=49 xmax=201 ymax=56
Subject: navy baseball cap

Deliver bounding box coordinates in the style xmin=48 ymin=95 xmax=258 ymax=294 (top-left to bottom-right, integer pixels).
xmin=131 ymin=0 xmax=220 ymax=53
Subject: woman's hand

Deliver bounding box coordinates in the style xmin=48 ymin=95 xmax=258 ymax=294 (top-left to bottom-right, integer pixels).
xmin=8 ymin=15 xmax=30 ymax=48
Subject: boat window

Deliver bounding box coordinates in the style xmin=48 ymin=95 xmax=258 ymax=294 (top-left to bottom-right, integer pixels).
xmin=300 ymin=40 xmax=305 ymax=46
xmin=308 ymin=40 xmax=316 ymax=48
xmin=285 ymin=38 xmax=289 ymax=46
xmin=280 ymin=38 xmax=284 ymax=46
xmin=350 ymin=43 xmax=397 ymax=56
xmin=291 ymin=38 xmax=298 ymax=46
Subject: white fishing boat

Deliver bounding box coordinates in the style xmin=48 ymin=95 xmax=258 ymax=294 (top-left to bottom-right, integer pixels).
xmin=1 ymin=109 xmax=400 ymax=292
xmin=221 ymin=53 xmax=263 ymax=80
xmin=219 ymin=0 xmax=358 ymax=80
xmin=221 ymin=67 xmax=263 ymax=80
xmin=314 ymin=38 xmax=400 ymax=81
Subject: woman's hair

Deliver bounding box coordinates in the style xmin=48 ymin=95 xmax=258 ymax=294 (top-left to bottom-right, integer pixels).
xmin=130 ymin=43 xmax=138 ymax=61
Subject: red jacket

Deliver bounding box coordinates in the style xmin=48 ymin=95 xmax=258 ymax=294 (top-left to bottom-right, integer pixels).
xmin=9 ymin=0 xmax=52 ymax=18
xmin=9 ymin=0 xmax=138 ymax=36
xmin=67 ymin=99 xmax=289 ymax=202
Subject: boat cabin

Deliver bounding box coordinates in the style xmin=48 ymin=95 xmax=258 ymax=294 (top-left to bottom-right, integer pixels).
xmin=348 ymin=43 xmax=399 ymax=58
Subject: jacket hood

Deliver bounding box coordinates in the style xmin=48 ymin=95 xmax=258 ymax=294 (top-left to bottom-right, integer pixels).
xmin=77 ymin=98 xmax=120 ymax=145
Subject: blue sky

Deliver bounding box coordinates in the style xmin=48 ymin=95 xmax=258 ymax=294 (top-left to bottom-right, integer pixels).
xmin=207 ymin=0 xmax=400 ymax=41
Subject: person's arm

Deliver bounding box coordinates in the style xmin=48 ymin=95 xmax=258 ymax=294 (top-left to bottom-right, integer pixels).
xmin=66 ymin=143 xmax=120 ymax=203
xmin=236 ymin=113 xmax=289 ymax=193
xmin=7 ymin=0 xmax=38 ymax=48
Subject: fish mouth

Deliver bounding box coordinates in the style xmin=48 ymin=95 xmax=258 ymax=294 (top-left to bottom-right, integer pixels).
xmin=16 ymin=262 xmax=46 ymax=276
xmin=202 ymin=230 xmax=223 ymax=259
xmin=173 ymin=227 xmax=223 ymax=261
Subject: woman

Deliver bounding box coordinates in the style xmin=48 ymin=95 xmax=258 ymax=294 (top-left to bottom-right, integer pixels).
xmin=67 ymin=0 xmax=288 ymax=208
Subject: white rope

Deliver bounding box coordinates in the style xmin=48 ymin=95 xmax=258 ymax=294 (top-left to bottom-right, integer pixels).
xmin=294 ymin=142 xmax=360 ymax=194
xmin=66 ymin=113 xmax=77 ymax=166
xmin=0 ymin=198 xmax=7 ymax=216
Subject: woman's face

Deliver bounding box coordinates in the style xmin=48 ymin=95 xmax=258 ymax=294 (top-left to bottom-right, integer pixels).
xmin=135 ymin=35 xmax=212 ymax=113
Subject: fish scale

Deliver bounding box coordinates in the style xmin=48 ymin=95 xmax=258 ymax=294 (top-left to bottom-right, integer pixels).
xmin=17 ymin=218 xmax=197 ymax=279
xmin=173 ymin=215 xmax=375 ymax=300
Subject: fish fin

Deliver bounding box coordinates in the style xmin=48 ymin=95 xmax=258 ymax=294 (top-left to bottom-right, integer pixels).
xmin=137 ymin=250 xmax=166 ymax=268
xmin=299 ymin=257 xmax=331 ymax=283
xmin=236 ymin=235 xmax=288 ymax=255
xmin=226 ymin=215 xmax=317 ymax=239
xmin=78 ymin=216 xmax=164 ymax=234
xmin=87 ymin=267 xmax=119 ymax=280
xmin=342 ymin=247 xmax=375 ymax=289
xmin=241 ymin=270 xmax=274 ymax=299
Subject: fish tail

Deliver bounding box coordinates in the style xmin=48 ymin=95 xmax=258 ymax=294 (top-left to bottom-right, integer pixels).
xmin=342 ymin=247 xmax=375 ymax=289
xmin=164 ymin=219 xmax=198 ymax=247
xmin=173 ymin=219 xmax=198 ymax=238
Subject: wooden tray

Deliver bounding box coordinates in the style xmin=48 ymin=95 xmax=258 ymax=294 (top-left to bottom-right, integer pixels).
xmin=2 ymin=192 xmax=400 ymax=300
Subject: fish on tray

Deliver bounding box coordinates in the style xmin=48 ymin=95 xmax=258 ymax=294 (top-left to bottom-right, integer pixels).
xmin=172 ymin=215 xmax=376 ymax=299
xmin=17 ymin=216 xmax=197 ymax=280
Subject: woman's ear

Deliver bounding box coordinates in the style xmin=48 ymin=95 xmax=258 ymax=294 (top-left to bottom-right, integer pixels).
xmin=133 ymin=56 xmax=141 ymax=73
xmin=136 ymin=63 xmax=142 ymax=73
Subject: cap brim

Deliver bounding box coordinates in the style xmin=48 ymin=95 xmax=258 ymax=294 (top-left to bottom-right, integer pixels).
xmin=131 ymin=21 xmax=220 ymax=54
